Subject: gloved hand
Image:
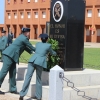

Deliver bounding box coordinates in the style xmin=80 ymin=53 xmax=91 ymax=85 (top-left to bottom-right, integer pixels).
xmin=32 ymin=51 xmax=35 ymax=54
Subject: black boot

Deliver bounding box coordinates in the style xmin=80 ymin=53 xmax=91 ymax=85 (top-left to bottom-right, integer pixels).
xmin=19 ymin=96 xmax=23 ymax=100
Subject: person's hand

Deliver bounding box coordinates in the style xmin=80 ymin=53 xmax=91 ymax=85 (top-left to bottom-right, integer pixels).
xmin=32 ymin=51 xmax=35 ymax=54
xmin=30 ymin=51 xmax=35 ymax=54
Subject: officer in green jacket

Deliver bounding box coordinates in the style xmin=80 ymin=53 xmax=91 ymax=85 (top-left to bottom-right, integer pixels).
xmin=19 ymin=34 xmax=56 ymax=100
xmin=0 ymin=30 xmax=8 ymax=62
xmin=0 ymin=28 xmax=35 ymax=93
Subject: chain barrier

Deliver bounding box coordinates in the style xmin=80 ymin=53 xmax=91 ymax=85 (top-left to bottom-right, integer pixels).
xmin=59 ymin=72 xmax=98 ymax=100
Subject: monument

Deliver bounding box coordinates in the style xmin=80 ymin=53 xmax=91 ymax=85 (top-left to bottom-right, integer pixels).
xmin=50 ymin=0 xmax=85 ymax=71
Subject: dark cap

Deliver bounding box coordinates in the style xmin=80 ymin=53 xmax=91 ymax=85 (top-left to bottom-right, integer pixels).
xmin=39 ymin=33 xmax=48 ymax=38
xmin=22 ymin=27 xmax=30 ymax=32
xmin=2 ymin=30 xmax=6 ymax=33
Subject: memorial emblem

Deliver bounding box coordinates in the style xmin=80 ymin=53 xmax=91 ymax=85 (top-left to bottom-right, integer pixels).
xmin=53 ymin=1 xmax=64 ymax=22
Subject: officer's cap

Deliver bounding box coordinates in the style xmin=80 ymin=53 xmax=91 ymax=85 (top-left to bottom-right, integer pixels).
xmin=2 ymin=30 xmax=6 ymax=33
xmin=39 ymin=33 xmax=48 ymax=38
xmin=22 ymin=27 xmax=30 ymax=32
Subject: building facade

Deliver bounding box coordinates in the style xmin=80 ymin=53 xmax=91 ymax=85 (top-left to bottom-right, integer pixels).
xmin=85 ymin=0 xmax=100 ymax=42
xmin=1 ymin=0 xmax=100 ymax=42
xmin=4 ymin=0 xmax=50 ymax=39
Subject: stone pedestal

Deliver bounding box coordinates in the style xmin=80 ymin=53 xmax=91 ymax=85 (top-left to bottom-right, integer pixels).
xmin=50 ymin=0 xmax=85 ymax=71
xmin=49 ymin=65 xmax=64 ymax=100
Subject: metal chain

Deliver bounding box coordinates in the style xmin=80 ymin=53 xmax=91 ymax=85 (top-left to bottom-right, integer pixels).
xmin=59 ymin=72 xmax=98 ymax=100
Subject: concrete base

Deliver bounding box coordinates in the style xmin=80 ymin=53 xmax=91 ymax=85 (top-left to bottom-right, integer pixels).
xmin=1 ymin=64 xmax=100 ymax=100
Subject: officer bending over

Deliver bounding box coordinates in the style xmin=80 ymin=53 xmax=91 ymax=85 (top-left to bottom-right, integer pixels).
xmin=0 ymin=28 xmax=35 ymax=93
xmin=19 ymin=33 xmax=56 ymax=100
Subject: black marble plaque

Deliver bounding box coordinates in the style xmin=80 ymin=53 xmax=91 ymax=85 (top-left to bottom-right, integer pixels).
xmin=50 ymin=0 xmax=85 ymax=71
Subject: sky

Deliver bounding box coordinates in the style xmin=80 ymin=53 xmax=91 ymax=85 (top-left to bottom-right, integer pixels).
xmin=0 ymin=0 xmax=5 ymax=24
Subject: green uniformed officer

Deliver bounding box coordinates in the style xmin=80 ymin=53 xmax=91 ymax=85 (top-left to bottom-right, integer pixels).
xmin=19 ymin=34 xmax=56 ymax=100
xmin=0 ymin=30 xmax=8 ymax=62
xmin=0 ymin=28 xmax=35 ymax=93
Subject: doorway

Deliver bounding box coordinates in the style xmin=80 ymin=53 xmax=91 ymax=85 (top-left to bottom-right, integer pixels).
xmin=13 ymin=25 xmax=17 ymax=38
xmin=86 ymin=29 xmax=91 ymax=42
xmin=97 ymin=29 xmax=100 ymax=43
xmin=19 ymin=25 xmax=23 ymax=35
xmin=33 ymin=25 xmax=38 ymax=39
xmin=41 ymin=25 xmax=46 ymax=34
xmin=26 ymin=25 xmax=30 ymax=39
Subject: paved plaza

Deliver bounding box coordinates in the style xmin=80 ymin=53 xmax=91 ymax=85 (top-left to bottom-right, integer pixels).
xmin=0 ymin=89 xmax=18 ymax=100
xmin=84 ymin=42 xmax=100 ymax=48
xmin=0 ymin=89 xmax=35 ymax=100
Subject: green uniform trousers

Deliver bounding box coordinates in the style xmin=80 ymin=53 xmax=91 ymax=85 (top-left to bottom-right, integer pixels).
xmin=0 ymin=55 xmax=17 ymax=92
xmin=20 ymin=63 xmax=43 ymax=99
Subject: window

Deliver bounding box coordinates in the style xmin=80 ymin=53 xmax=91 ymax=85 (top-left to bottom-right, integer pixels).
xmin=87 ymin=10 xmax=92 ymax=17
xmin=27 ymin=12 xmax=31 ymax=18
xmin=28 ymin=0 xmax=30 ymax=2
xmin=42 ymin=11 xmax=46 ymax=18
xmin=8 ymin=0 xmax=10 ymax=3
xmin=98 ymin=9 xmax=100 ymax=17
xmin=86 ymin=29 xmax=90 ymax=36
xmin=20 ymin=12 xmax=24 ymax=19
xmin=34 ymin=12 xmax=38 ymax=18
xmin=21 ymin=0 xmax=23 ymax=3
xmin=97 ymin=29 xmax=100 ymax=36
xmin=34 ymin=0 xmax=38 ymax=2
xmin=14 ymin=0 xmax=16 ymax=4
xmin=8 ymin=13 xmax=11 ymax=19
xmin=14 ymin=13 xmax=17 ymax=19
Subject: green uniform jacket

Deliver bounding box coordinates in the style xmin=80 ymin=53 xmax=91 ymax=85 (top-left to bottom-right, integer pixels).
xmin=29 ymin=42 xmax=56 ymax=68
xmin=0 ymin=36 xmax=8 ymax=51
xmin=3 ymin=34 xmax=35 ymax=63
